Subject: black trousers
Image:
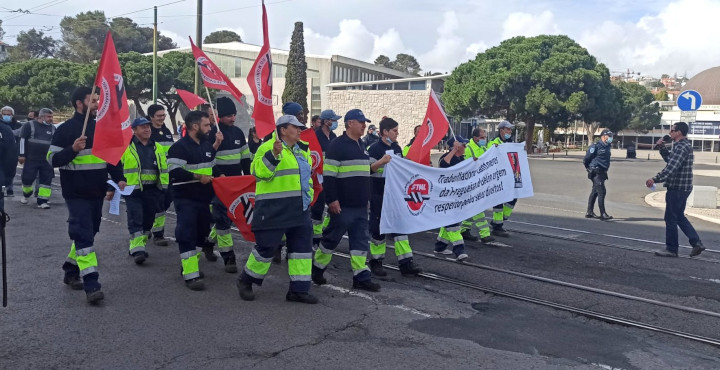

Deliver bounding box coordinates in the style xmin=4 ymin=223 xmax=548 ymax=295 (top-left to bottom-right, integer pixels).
xmin=587 ymin=170 xmax=608 ymax=214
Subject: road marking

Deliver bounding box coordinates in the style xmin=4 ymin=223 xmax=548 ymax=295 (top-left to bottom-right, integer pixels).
xmin=322 ymin=284 xmax=433 ymax=318
xmin=689 ymin=276 xmax=720 ymax=285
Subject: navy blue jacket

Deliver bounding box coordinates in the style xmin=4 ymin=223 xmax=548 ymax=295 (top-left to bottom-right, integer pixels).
xmin=584 ymin=140 xmax=611 ymax=170
xmin=324 ymin=132 xmax=371 ymax=208
xmin=0 ymin=124 xmax=18 ymax=196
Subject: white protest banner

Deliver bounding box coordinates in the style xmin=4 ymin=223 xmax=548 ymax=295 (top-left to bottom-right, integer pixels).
xmin=380 ymin=143 xmax=533 ymax=235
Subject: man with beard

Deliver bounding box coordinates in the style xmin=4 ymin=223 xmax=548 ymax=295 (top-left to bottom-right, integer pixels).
xmin=48 ymin=87 xmax=123 ymax=304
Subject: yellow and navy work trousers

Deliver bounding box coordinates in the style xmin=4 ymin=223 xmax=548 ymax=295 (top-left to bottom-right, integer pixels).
xmin=61 ymin=198 xmax=103 ymax=292
xmin=314 ymin=207 xmax=372 ymax=283
xmin=435 ymin=223 xmax=466 ymax=258
xmin=210 ymin=196 xmax=236 ymax=261
xmin=240 ymin=210 xmax=313 ymax=293
xmin=491 ymin=199 xmax=517 ymax=229
xmin=174 ymin=198 xmax=211 ymax=281
xmin=310 ymin=189 xmax=330 ymax=246
xmin=369 ymin=195 xmax=413 ymax=265
xmin=21 ymin=159 xmax=54 ymax=205
xmin=152 ymin=184 xmax=173 ymax=239
xmin=125 ymin=188 xmax=163 ymax=256
xmin=461 ymin=211 xmax=491 ymax=238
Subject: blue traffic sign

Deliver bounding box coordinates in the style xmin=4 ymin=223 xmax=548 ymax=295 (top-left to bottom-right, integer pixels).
xmin=678 ymin=90 xmax=702 ymax=111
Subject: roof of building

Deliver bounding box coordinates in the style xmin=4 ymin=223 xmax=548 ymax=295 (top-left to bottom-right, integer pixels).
xmin=326 ymin=74 xmax=449 ymax=88
xmin=680 ymin=66 xmax=720 ymax=106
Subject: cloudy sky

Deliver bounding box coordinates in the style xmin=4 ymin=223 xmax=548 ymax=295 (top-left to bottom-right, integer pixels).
xmin=2 ymin=0 xmax=719 ymax=77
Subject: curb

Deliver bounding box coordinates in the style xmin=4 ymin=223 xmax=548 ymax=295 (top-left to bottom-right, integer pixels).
xmin=644 ymin=191 xmax=720 ymax=226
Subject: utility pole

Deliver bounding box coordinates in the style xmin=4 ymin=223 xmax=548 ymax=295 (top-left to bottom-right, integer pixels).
xmin=194 ymin=0 xmax=203 ymax=96
xmin=152 ymin=6 xmax=158 ymax=104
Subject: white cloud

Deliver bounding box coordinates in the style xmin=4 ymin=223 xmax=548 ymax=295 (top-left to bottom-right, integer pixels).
xmin=160 ymin=29 xmax=189 ymax=47
xmin=501 ymin=10 xmax=561 ymax=40
xmin=579 ymin=0 xmax=720 ymax=76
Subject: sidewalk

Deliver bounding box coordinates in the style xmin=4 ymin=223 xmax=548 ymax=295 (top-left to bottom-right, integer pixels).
xmin=531 ymin=149 xmax=720 ymax=165
xmin=644 ymin=189 xmax=720 ymax=225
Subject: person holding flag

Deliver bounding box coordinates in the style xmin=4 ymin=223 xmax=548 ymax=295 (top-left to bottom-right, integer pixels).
xmin=460 ymin=127 xmax=495 ymax=243
xmin=488 ymin=121 xmax=518 ymax=237
xmin=146 ymin=104 xmax=174 ymax=247
xmin=310 ymin=109 xmax=340 ymax=248
xmin=108 ymin=117 xmax=169 ymax=265
xmin=206 ymin=97 xmax=251 ymax=273
xmin=236 ymin=115 xmax=317 ymax=304
xmin=167 ymin=110 xmax=222 ymax=291
xmin=312 ymin=109 xmax=381 ymax=292
xmin=367 ymin=117 xmax=422 ymax=277
xmin=48 ymin=87 xmax=124 ymax=303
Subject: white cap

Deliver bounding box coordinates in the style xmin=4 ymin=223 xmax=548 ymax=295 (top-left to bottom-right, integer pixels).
xmin=275 ymin=114 xmax=305 ymax=127
xmin=498 ymin=120 xmax=514 ymax=129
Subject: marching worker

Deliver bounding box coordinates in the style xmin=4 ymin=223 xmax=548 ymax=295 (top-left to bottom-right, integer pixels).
xmin=367 ymin=117 xmax=422 ymax=277
xmin=435 ymin=136 xmax=471 ymax=261
xmin=312 ymin=109 xmax=381 ymax=292
xmin=1 ymin=106 xmax=22 ymax=197
xmin=207 ymin=97 xmax=252 ymax=272
xmin=167 ymin=110 xmax=222 ymax=291
xmin=19 ymin=108 xmax=56 ymax=208
xmin=460 ymin=128 xmax=494 ymax=243
xmin=236 ymin=115 xmax=318 ymax=304
xmin=584 ymin=129 xmax=613 ymax=220
xmin=402 ymin=125 xmax=422 ymax=157
xmin=310 ymin=109 xmax=340 ymax=247
xmin=108 ymin=117 xmax=168 ymax=265
xmin=488 ymin=121 xmax=517 ymax=237
xmin=48 ymin=87 xmax=123 ymax=303
xmin=147 ymin=104 xmax=174 ymax=246
xmin=282 ymin=102 xmax=307 ymax=126
xmin=0 ymin=117 xmax=18 ymax=213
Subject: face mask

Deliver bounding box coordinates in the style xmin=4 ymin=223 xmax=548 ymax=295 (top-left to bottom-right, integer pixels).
xmin=478 ymin=139 xmax=487 ymax=146
xmin=1 ymin=115 xmax=11 ymax=122
xmin=606 ymin=137 xmax=613 ymax=144
xmin=385 ymin=137 xmax=393 ymax=144
xmin=503 ymin=133 xmax=512 ymax=140
xmin=330 ymin=121 xmax=338 ymax=130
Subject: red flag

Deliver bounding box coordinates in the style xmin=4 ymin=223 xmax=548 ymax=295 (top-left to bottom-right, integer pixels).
xmin=176 ymin=89 xmax=207 ymax=109
xmin=92 ymin=31 xmax=132 ymax=165
xmin=212 ymin=176 xmax=257 ymax=242
xmin=300 ymin=128 xmax=323 ymax=205
xmin=189 ymin=37 xmax=244 ymax=103
xmin=246 ymin=1 xmax=276 ymax=139
xmin=405 ymin=90 xmax=448 ymax=166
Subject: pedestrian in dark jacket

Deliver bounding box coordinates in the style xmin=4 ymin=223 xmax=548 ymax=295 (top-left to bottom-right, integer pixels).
xmin=1 ymin=106 xmax=22 ymax=196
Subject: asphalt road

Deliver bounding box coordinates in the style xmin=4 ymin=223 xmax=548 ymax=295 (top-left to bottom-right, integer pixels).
xmin=1 ymin=156 xmax=720 ymax=369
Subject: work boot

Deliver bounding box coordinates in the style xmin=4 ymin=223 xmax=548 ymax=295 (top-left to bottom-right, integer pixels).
xmin=86 ymin=288 xmax=105 ymax=304
xmin=153 ymin=237 xmax=169 ymax=246
xmin=655 ymin=250 xmax=678 ymax=257
xmin=585 ymin=212 xmax=598 ymax=218
xmin=236 ymin=278 xmax=255 ymax=301
xmin=185 ymin=277 xmax=205 ymax=291
xmin=272 ymin=246 xmax=282 ymax=264
xmin=480 ymin=236 xmax=495 ymax=244
xmin=399 ymin=262 xmax=422 ymax=276
xmin=132 ymin=251 xmax=148 ymax=265
xmin=690 ymin=242 xmax=706 ymax=257
xmin=461 ymin=229 xmax=479 ymax=242
xmin=599 ymin=213 xmax=613 ymax=221
xmin=224 ymin=256 xmax=238 ymax=273
xmin=352 ymin=279 xmax=381 ymax=292
xmin=63 ymin=275 xmax=83 ymax=290
xmin=311 ymin=265 xmax=327 ymax=285
xmin=491 ymin=226 xmax=510 ymax=237
xmin=202 ymin=244 xmax=217 ymax=262
xmin=368 ymin=259 xmax=387 ymax=277
xmin=286 ymin=291 xmax=319 ymax=304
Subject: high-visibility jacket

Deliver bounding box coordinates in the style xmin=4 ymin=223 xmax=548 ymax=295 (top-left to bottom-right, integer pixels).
xmin=464 ymin=139 xmax=488 ymax=159
xmin=251 ymin=133 xmax=314 ymax=231
xmin=120 ymin=139 xmax=169 ymax=191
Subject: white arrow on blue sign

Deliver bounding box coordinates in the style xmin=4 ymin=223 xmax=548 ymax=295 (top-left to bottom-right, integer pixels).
xmin=678 ymin=90 xmax=702 ymax=111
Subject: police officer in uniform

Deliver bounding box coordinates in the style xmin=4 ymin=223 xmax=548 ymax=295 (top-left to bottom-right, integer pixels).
xmin=147 ymin=104 xmax=174 ymax=246
xmin=48 ymin=87 xmax=123 ymax=303
xmin=367 ymin=117 xmax=422 ymax=277
xmin=584 ymin=129 xmax=613 ymax=220
xmin=19 ymin=108 xmax=56 ymax=208
xmin=207 ymin=97 xmax=251 ymax=272
xmin=236 ymin=115 xmax=317 ymax=303
xmin=167 ymin=110 xmax=223 ymax=291
xmin=109 ymin=117 xmax=169 ymax=265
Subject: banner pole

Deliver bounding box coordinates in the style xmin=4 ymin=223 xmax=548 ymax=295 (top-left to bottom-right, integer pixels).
xmin=204 ymin=87 xmax=218 ymax=125
xmin=80 ymin=84 xmax=98 ymax=138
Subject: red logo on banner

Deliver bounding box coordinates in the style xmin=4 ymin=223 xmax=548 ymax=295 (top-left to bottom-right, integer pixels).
xmin=212 ymin=176 xmax=257 ymax=242
xmin=189 ymin=37 xmax=244 ymax=103
xmin=246 ymin=1 xmax=276 ymax=139
xmin=404 ymin=175 xmax=431 ymax=215
xmin=406 ymin=90 xmax=449 ymax=166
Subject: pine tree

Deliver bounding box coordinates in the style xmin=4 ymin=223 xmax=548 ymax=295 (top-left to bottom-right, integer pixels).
xmin=282 ymin=22 xmax=308 ymax=112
